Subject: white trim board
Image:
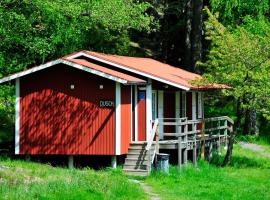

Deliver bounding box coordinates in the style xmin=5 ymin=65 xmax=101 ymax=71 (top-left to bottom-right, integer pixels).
xmin=146 ymin=80 xmax=152 ymax=141
xmin=134 ymin=85 xmax=138 ymax=141
xmin=15 ymin=78 xmax=20 ymax=155
xmin=0 ymin=59 xmax=143 ymax=85
xmin=69 ymin=52 xmax=190 ymax=91
xmin=115 ymin=82 xmax=121 ymax=155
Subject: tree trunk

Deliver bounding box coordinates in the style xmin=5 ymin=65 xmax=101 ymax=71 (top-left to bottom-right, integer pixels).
xmin=184 ymin=0 xmax=193 ymax=69
xmin=243 ymin=108 xmax=258 ymax=135
xmin=223 ymin=98 xmax=241 ymax=166
xmin=235 ymin=98 xmax=242 ymax=131
xmin=191 ymin=0 xmax=203 ymax=73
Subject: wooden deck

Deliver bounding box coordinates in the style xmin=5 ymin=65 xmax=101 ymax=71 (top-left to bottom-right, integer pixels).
xmin=124 ymin=116 xmax=234 ymax=175
xmin=147 ymin=116 xmax=233 ymax=169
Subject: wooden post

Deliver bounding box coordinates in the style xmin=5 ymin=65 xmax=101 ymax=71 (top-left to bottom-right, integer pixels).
xmin=156 ymin=125 xmax=159 ymax=154
xmin=218 ymin=120 xmax=221 ymax=154
xmin=148 ymin=150 xmax=151 ymax=173
xmin=68 ymin=155 xmax=74 ymax=169
xmin=209 ymin=140 xmax=213 ymax=161
xmin=183 ymin=122 xmax=188 ymax=166
xmin=193 ymin=123 xmax=197 ymax=167
xmin=201 ymin=120 xmax=205 ymax=160
xmin=224 ymin=120 xmax=228 ymax=149
xmin=178 ymin=135 xmax=182 ymax=170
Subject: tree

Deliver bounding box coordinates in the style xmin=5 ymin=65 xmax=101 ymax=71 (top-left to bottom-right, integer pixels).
xmin=200 ymin=8 xmax=270 ymax=165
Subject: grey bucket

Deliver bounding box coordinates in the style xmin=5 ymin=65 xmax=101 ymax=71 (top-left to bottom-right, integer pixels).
xmin=156 ymin=153 xmax=169 ymax=173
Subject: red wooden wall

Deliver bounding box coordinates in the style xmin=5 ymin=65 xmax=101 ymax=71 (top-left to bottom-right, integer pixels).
xmin=20 ymin=64 xmax=116 ymax=155
xmin=121 ymin=85 xmax=131 ymax=154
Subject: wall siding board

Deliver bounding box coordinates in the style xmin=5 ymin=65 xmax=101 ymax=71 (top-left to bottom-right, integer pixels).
xmin=20 ymin=64 xmax=116 ymax=155
xmin=121 ymin=85 xmax=132 ymax=154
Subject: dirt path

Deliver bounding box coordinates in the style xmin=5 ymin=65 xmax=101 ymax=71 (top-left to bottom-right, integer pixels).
xmin=130 ymin=179 xmax=160 ymax=200
xmin=239 ymin=142 xmax=270 ymax=158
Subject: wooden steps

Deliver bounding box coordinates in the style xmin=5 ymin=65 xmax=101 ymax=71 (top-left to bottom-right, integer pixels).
xmin=123 ymin=142 xmax=155 ymax=176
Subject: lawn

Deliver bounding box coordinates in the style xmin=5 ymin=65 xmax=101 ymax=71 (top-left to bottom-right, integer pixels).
xmin=1 ymin=143 xmax=269 ymax=200
xmin=0 ymin=158 xmax=147 ymax=200
xmin=145 ymin=144 xmax=270 ymax=200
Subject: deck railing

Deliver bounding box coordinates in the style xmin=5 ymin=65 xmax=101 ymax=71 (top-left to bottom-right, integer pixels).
xmin=157 ymin=116 xmax=234 ymax=168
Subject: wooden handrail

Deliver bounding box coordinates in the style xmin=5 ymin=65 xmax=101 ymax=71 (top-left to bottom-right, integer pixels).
xmin=145 ymin=119 xmax=159 ymax=151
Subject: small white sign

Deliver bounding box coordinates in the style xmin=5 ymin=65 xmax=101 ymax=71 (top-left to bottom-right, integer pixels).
xmin=100 ymin=100 xmax=114 ymax=107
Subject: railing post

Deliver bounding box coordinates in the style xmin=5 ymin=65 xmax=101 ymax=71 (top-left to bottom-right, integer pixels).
xmin=183 ymin=120 xmax=188 ymax=167
xmin=178 ymin=122 xmax=182 ymax=170
xmin=148 ymin=149 xmax=151 ymax=173
xmin=193 ymin=122 xmax=197 ymax=167
xmin=224 ymin=119 xmax=228 ymax=149
xmin=218 ymin=120 xmax=221 ymax=154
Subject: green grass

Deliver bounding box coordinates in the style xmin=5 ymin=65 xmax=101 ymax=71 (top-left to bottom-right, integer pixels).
xmin=0 ymin=158 xmax=147 ymax=200
xmin=145 ymin=144 xmax=270 ymax=200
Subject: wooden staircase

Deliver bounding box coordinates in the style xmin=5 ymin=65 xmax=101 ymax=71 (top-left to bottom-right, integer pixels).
xmin=123 ymin=142 xmax=155 ymax=176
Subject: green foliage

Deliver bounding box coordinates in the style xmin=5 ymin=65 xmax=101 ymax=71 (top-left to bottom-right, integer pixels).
xmin=210 ymin=0 xmax=269 ymax=25
xmin=0 ymin=159 xmax=147 ymax=200
xmin=146 ymin=144 xmax=270 ymax=200
xmin=0 ymin=0 xmax=155 ymax=74
xmin=200 ymin=8 xmax=270 ymax=122
xmin=0 ymin=0 xmax=156 ymax=144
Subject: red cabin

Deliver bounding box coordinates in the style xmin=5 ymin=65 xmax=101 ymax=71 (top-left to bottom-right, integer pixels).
xmin=0 ymin=50 xmax=227 ymax=169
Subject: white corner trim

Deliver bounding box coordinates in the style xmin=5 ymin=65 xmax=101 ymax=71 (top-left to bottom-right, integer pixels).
xmin=192 ymin=92 xmax=197 ymax=120
xmin=15 ymin=78 xmax=20 ymax=155
xmin=0 ymin=59 xmax=131 ymax=85
xmin=134 ymin=85 xmax=138 ymax=141
xmin=70 ymin=52 xmax=190 ymax=91
xmin=115 ymin=82 xmax=121 ymax=155
xmin=146 ymin=79 xmax=152 ymax=141
xmin=158 ymin=90 xmax=164 ymax=139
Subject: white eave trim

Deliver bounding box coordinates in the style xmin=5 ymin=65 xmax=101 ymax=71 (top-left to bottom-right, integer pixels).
xmin=69 ymin=52 xmax=190 ymax=91
xmin=0 ymin=59 xmax=144 ymax=85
